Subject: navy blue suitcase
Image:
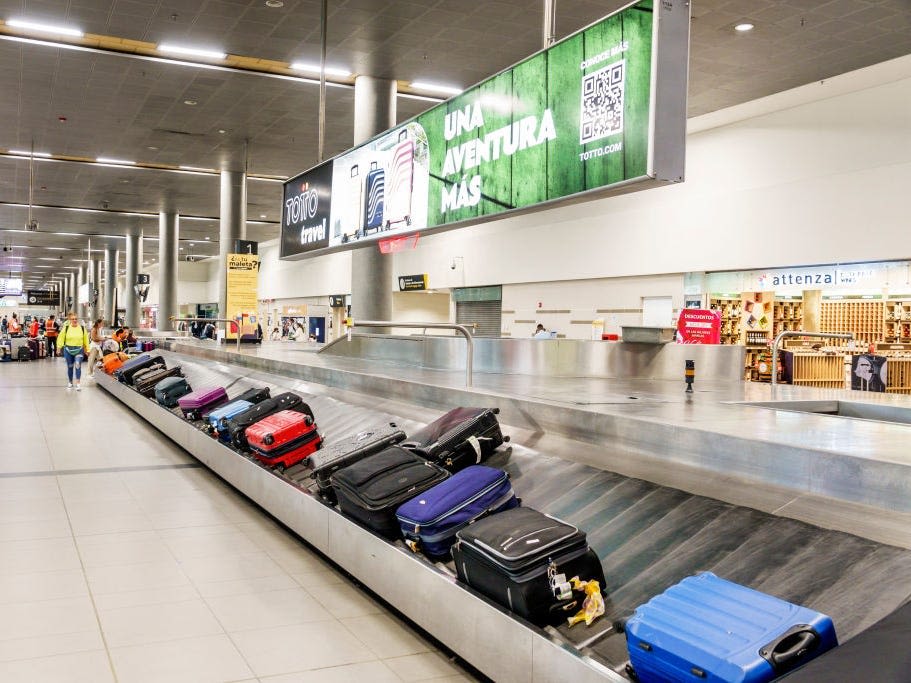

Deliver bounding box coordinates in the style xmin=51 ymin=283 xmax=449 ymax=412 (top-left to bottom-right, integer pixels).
xmin=626 ymin=572 xmax=838 ymax=683
xmin=364 ymin=162 xmax=385 ymax=232
xmin=396 ymin=465 xmax=518 ymax=557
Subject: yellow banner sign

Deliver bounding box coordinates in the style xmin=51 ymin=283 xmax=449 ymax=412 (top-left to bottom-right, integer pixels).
xmin=226 ymin=253 xmax=260 ymax=339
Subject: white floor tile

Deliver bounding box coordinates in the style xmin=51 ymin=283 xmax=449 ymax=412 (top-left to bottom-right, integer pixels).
xmin=109 ymin=634 xmax=254 ymax=683
xmin=0 ymin=568 xmax=88 ymax=604
xmin=0 ymin=537 xmax=81 ymax=575
xmin=165 ymin=530 xmax=262 ymax=561
xmin=98 ymin=598 xmax=224 ymax=648
xmin=68 ymin=511 xmax=155 ymax=536
xmin=0 ymin=596 xmax=99 ymax=642
xmin=383 ymin=652 xmax=464 ymax=681
xmin=0 ymin=516 xmax=72 ymax=542
xmin=179 ymin=551 xmax=289 ymax=585
xmin=92 ymin=584 xmax=201 ymax=611
xmin=195 ymin=573 xmax=301 ymax=599
xmin=85 ymin=559 xmax=192 ymax=595
xmin=76 ymin=530 xmax=172 ymax=568
xmin=341 ymin=614 xmax=433 ymax=659
xmin=310 ymin=582 xmax=385 ymax=618
xmin=205 ymin=587 xmax=334 ymax=632
xmin=230 ymin=622 xmax=376 ymax=678
xmin=0 ymin=649 xmax=115 ymax=683
xmin=0 ymin=496 xmax=67 ymax=522
xmin=0 ymin=630 xmax=104 ymax=664
xmin=0 ymin=476 xmax=61 ymax=502
xmin=260 ymin=660 xmax=402 ymax=682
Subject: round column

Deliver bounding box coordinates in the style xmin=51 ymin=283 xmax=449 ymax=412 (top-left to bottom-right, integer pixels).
xmin=103 ymin=247 xmax=117 ymax=326
xmin=158 ymin=212 xmax=179 ymax=331
xmin=218 ymin=170 xmax=247 ymax=318
xmin=125 ymin=233 xmax=140 ymax=328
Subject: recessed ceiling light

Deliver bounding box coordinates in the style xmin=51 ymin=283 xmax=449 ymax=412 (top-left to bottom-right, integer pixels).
xmin=96 ymin=157 xmax=135 ymax=165
xmin=266 ymin=0 xmax=284 ymax=6
xmin=7 ymin=19 xmax=83 ymax=37
xmin=734 ymin=22 xmax=754 ymax=32
xmin=217 ymin=129 xmax=227 ymax=134
xmin=147 ymin=145 xmax=158 ymax=150
xmin=260 ymin=214 xmax=266 ymax=219
xmin=205 ymin=236 xmax=210 ymax=240
xmin=183 ymin=99 xmax=198 ymax=106
xmin=410 ymin=81 xmax=463 ymax=96
xmin=179 ymin=247 xmax=184 ymax=250
xmin=290 ymin=62 xmax=351 ymax=78
xmin=158 ymin=44 xmax=226 ymax=60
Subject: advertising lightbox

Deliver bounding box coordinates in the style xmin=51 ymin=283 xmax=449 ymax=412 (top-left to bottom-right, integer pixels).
xmin=281 ymin=0 xmax=689 ymax=259
xmin=0 ymin=278 xmax=23 ymax=297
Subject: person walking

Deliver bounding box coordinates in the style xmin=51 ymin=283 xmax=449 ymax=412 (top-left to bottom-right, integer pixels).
xmin=45 ymin=315 xmax=59 ymax=358
xmin=86 ymin=319 xmax=105 ymax=379
xmin=58 ymin=312 xmax=90 ymax=391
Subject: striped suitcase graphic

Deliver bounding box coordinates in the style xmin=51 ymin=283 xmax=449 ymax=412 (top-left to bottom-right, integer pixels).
xmin=339 ymin=164 xmax=363 ymax=243
xmin=363 ymin=161 xmax=385 ymax=233
xmin=385 ymin=135 xmax=414 ymax=229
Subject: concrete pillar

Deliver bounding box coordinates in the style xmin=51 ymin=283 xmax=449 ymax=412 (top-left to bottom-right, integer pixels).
xmin=158 ymin=212 xmax=179 ymax=331
xmin=67 ymin=272 xmax=75 ymax=315
xmin=75 ymin=263 xmax=86 ymax=321
xmin=125 ymin=233 xmax=140 ymax=328
xmin=89 ymin=258 xmax=101 ymax=323
xmin=218 ymin=170 xmax=246 ymax=318
xmin=351 ymin=76 xmax=396 ymax=328
xmin=803 ymin=290 xmax=822 ymax=333
xmin=104 ymin=247 xmax=117 ymax=326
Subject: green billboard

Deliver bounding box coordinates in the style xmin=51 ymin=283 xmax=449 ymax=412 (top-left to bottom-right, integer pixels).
xmin=281 ymin=0 xmax=689 ymax=259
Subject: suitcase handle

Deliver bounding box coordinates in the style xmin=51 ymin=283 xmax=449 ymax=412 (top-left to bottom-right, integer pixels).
xmin=760 ymin=625 xmax=819 ymax=672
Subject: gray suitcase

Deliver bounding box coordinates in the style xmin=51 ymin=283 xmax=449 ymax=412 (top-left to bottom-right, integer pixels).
xmin=155 ymin=376 xmax=192 ymax=408
xmin=307 ymin=423 xmax=407 ymax=499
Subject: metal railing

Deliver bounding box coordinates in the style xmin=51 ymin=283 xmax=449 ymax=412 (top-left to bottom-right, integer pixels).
xmin=170 ymin=317 xmax=244 ymax=353
xmin=771 ymin=331 xmax=854 ymax=392
xmin=347 ymin=320 xmax=476 ymax=387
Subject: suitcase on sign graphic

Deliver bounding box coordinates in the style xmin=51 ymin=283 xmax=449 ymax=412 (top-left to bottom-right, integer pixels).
xmin=397 ymin=465 xmax=519 ymax=558
xmin=206 ymin=399 xmax=253 ymax=434
xmin=385 ymin=134 xmax=414 ymax=229
xmin=330 ymin=445 xmax=449 ymax=538
xmin=155 ymin=376 xmax=192 ymax=408
xmin=452 ymin=506 xmax=605 ymax=627
xmin=177 ymin=386 xmax=229 ymax=421
xmin=309 ymin=422 xmax=407 ymax=500
xmin=135 ymin=367 xmax=184 ymax=398
xmin=625 ymin=572 xmax=838 ymax=683
xmin=103 ymin=352 xmax=130 ymax=375
xmin=225 ymin=392 xmax=314 ymax=450
xmin=363 ymin=161 xmax=385 ymax=233
xmin=401 ymin=407 xmax=508 ymax=472
xmin=246 ymin=409 xmax=322 ymax=471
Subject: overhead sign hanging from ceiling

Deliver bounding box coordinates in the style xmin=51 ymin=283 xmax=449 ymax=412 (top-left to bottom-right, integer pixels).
xmin=281 ymin=0 xmax=689 ymax=259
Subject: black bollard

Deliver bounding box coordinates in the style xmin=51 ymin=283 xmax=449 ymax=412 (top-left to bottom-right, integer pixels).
xmin=685 ymin=359 xmax=695 ymax=393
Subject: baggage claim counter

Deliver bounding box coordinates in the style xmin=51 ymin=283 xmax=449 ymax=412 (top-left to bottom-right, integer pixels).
xmin=98 ymin=338 xmax=911 ymax=682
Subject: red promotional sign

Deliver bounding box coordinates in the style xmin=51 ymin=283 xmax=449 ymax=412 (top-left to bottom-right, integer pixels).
xmin=677 ymin=309 xmax=721 ymax=344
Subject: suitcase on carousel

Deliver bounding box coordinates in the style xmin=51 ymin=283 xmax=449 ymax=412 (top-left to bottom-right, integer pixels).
xmin=177 ymin=386 xmax=229 ymax=421
xmin=102 ymin=352 xmax=130 ymax=375
xmin=401 ymin=407 xmax=508 ymax=472
xmin=363 ymin=161 xmax=385 ymax=233
xmin=397 ymin=465 xmax=519 ymax=558
xmin=385 ymin=134 xmax=414 ymax=228
xmin=155 ymin=376 xmax=192 ymax=408
xmin=115 ymin=354 xmax=164 ymax=384
xmin=233 ymin=386 xmax=271 ymax=405
xmin=130 ymin=363 xmax=166 ymax=388
xmin=135 ymin=366 xmax=184 ymax=398
xmin=625 ymin=572 xmax=838 ymax=683
xmin=225 ymin=392 xmax=314 ymax=451
xmin=141 ymin=340 xmax=155 ymax=352
xmin=330 ymin=445 xmax=449 ymax=538
xmin=309 ymin=422 xmax=407 ymax=500
xmin=452 ymin=506 xmax=605 ymax=627
xmin=246 ymin=410 xmax=322 ymax=472
xmin=207 ymin=399 xmax=253 ymax=434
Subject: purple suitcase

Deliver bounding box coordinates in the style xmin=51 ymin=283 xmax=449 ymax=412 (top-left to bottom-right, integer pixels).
xmin=177 ymin=386 xmax=229 ymax=421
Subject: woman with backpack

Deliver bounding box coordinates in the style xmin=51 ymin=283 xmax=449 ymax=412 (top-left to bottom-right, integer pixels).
xmin=58 ymin=312 xmax=90 ymax=391
xmin=85 ymin=319 xmax=105 ymax=379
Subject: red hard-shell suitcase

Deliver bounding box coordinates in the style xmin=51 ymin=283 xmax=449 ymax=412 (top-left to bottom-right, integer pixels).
xmin=385 ymin=134 xmax=414 ymax=228
xmin=246 ymin=410 xmax=322 ymax=472
xmin=177 ymin=386 xmax=229 ymax=421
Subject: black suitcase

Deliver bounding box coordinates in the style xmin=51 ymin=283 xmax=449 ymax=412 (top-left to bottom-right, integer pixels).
xmin=309 ymin=422 xmax=407 ymax=500
xmin=118 ymin=354 xmax=166 ymax=385
xmin=225 ymin=392 xmax=314 ymax=451
xmin=401 ymin=407 xmax=508 ymax=472
xmin=17 ymin=346 xmax=31 ymax=361
xmin=452 ymin=506 xmax=605 ymax=627
xmin=130 ymin=363 xmax=166 ymax=388
xmin=135 ymin=367 xmax=184 ymax=397
xmin=232 ymin=386 xmax=271 ymax=405
xmin=779 ymin=600 xmax=911 ymax=681
xmin=330 ymin=445 xmax=449 ymax=538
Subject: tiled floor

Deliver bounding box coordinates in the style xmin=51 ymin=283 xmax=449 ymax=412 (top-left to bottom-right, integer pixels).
xmin=0 ymin=360 xmax=476 ymax=683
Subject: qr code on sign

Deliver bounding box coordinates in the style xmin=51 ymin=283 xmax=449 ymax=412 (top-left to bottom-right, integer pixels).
xmin=579 ymin=60 xmax=625 ymax=145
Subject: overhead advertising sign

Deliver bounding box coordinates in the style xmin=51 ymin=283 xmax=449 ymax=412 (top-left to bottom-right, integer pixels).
xmin=0 ymin=278 xmax=23 ymax=297
xmin=398 ymin=274 xmax=428 ymax=291
xmin=225 ymin=253 xmax=260 ymax=340
xmin=27 ymin=290 xmax=60 ymax=307
xmin=281 ymin=0 xmax=688 ymax=259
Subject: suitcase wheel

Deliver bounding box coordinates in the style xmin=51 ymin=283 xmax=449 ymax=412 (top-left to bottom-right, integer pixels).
xmin=263 ymin=434 xmax=274 ymax=446
xmin=304 ymin=415 xmax=313 ymax=427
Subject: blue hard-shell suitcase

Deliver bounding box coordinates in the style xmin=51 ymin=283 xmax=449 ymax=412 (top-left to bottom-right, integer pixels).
xmin=364 ymin=161 xmax=385 ymax=232
xmin=626 ymin=572 xmax=838 ymax=683
xmin=207 ymin=400 xmax=253 ymax=433
xmin=396 ymin=465 xmax=518 ymax=557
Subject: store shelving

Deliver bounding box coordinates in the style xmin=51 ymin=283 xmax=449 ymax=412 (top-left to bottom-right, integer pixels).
xmin=708 ymin=296 xmax=742 ymax=345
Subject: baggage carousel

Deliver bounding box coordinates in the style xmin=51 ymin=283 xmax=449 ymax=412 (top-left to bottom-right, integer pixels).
xmin=98 ymin=350 xmax=911 ymax=682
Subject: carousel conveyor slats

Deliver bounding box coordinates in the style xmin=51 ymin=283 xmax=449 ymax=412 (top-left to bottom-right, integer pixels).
xmin=99 ymin=350 xmax=911 ymax=680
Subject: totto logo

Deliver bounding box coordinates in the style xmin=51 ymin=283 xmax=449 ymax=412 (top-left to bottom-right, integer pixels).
xmin=285 ymin=182 xmax=319 ymax=225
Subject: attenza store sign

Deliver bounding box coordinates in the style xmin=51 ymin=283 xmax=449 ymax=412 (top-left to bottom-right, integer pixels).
xmin=281 ymin=0 xmax=688 ymax=259
xmin=754 ymin=266 xmax=876 ymax=291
